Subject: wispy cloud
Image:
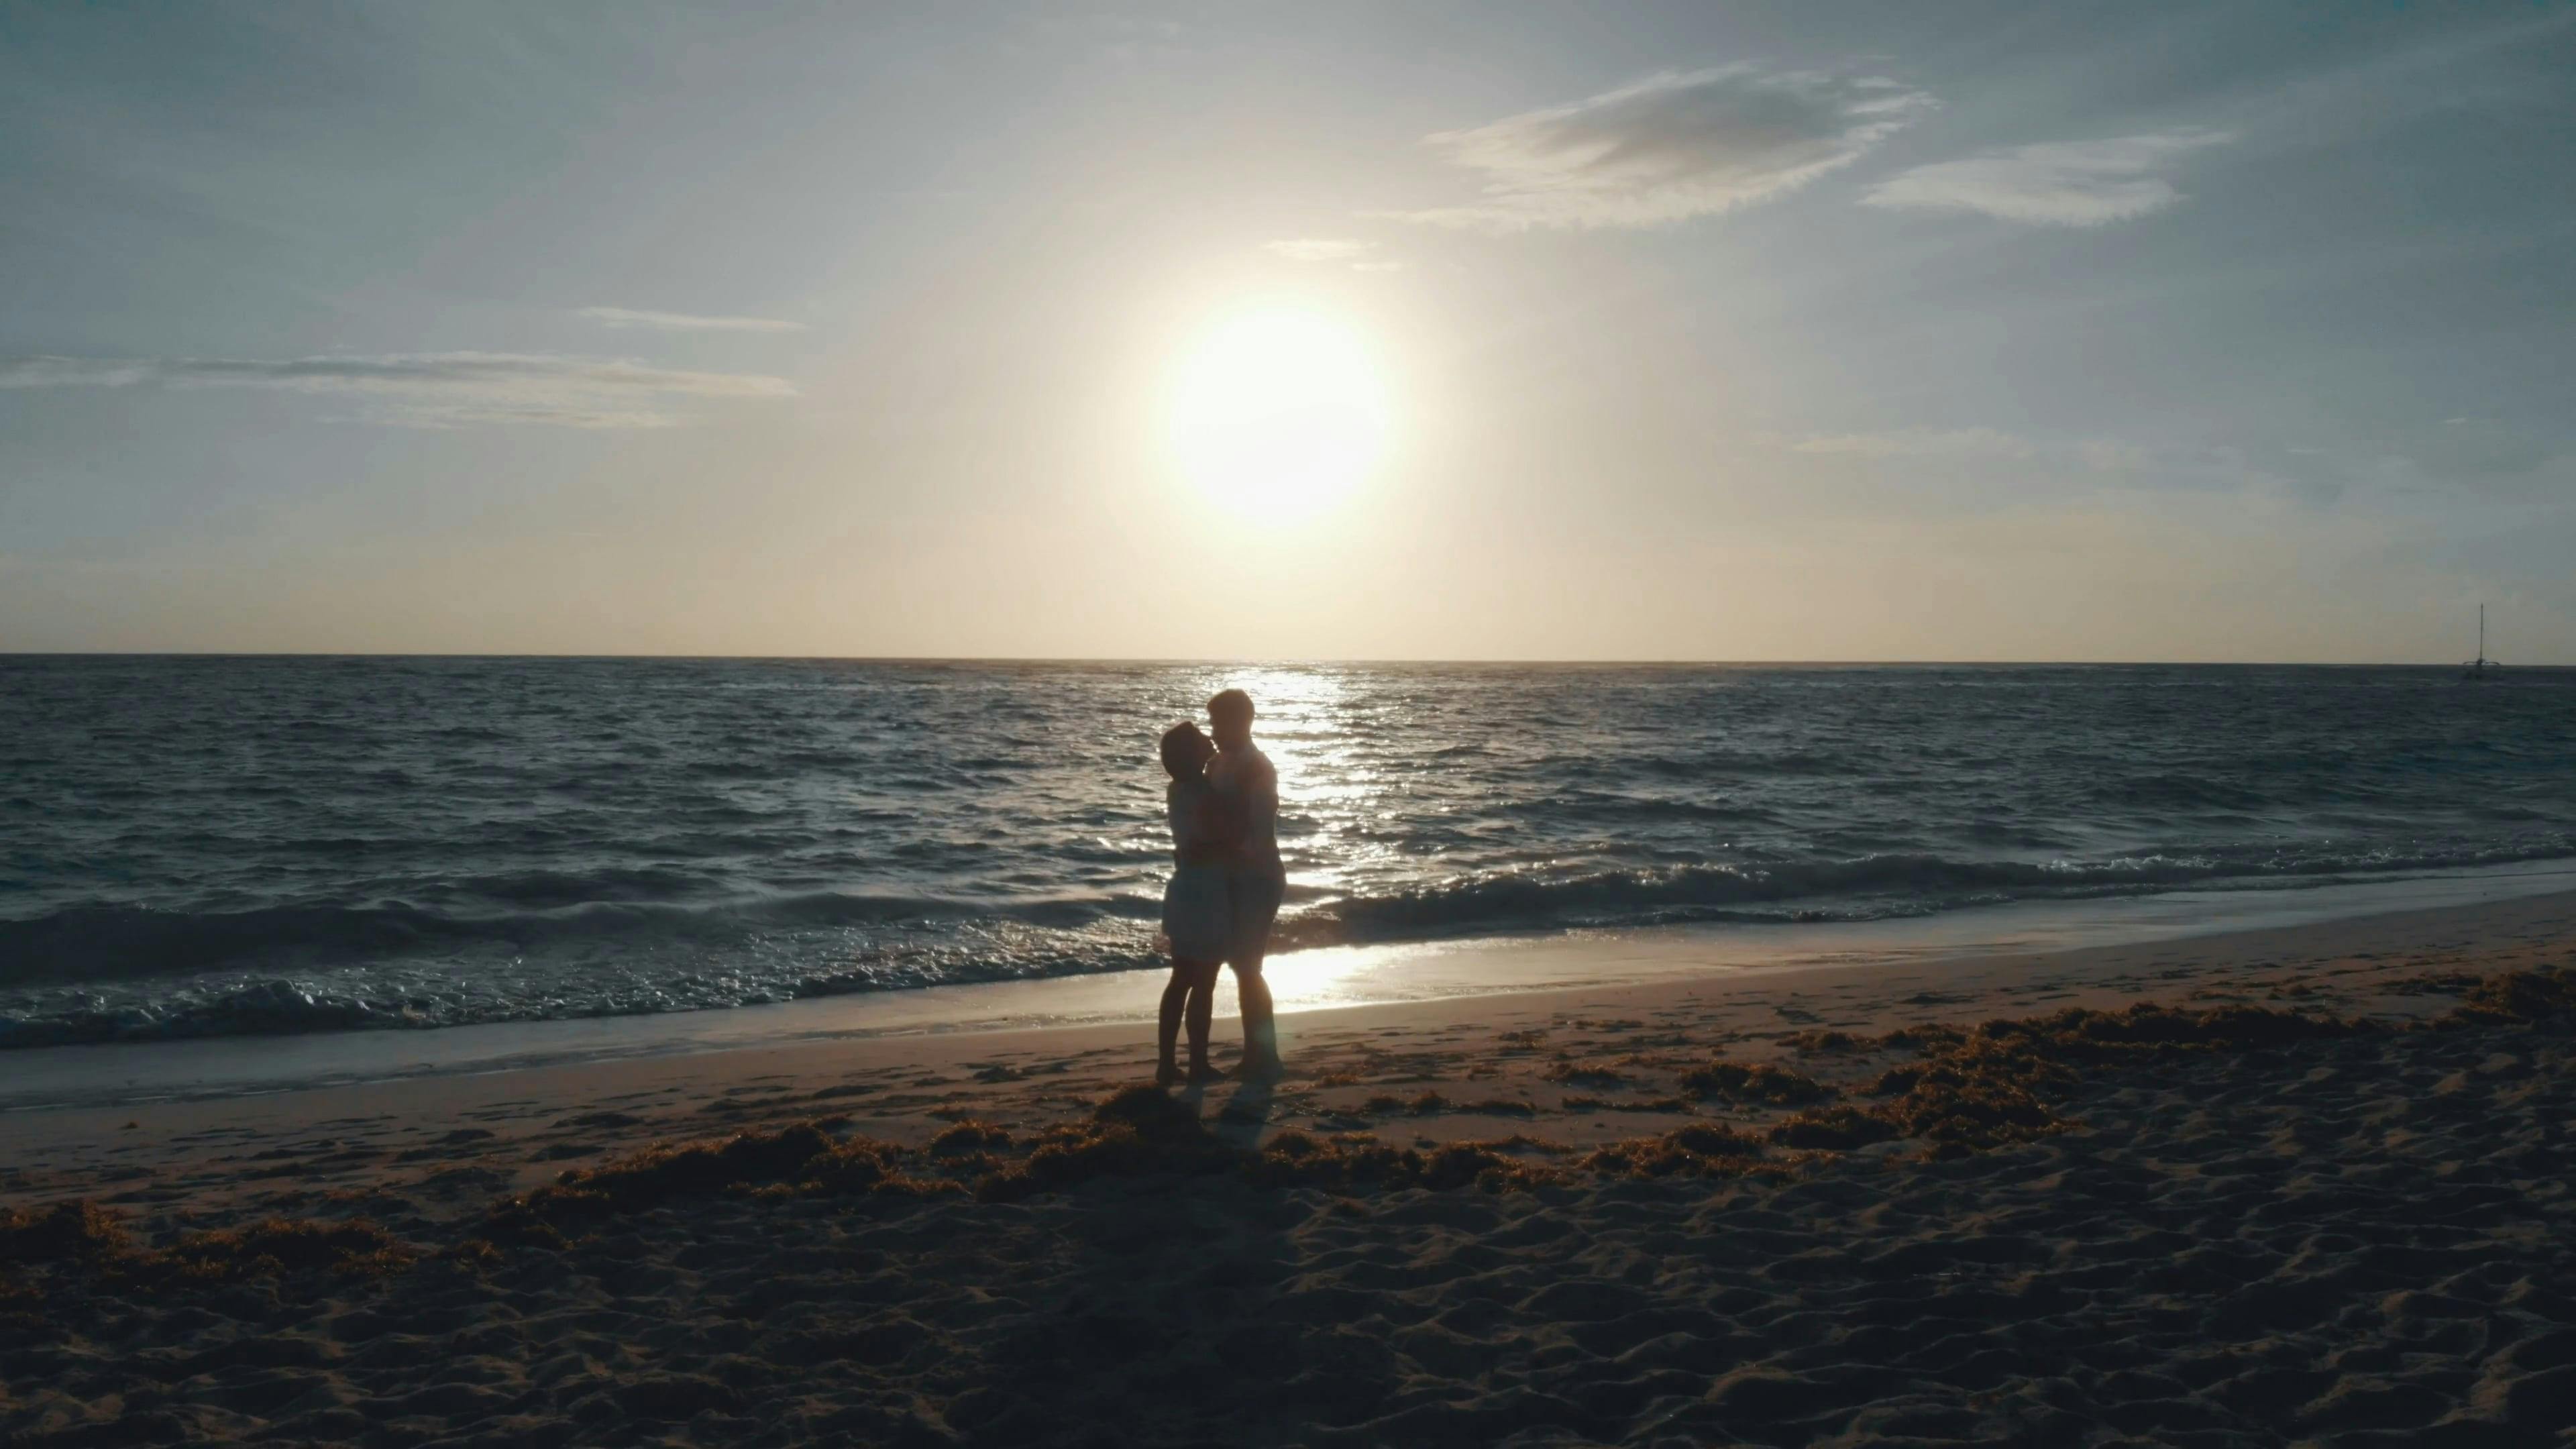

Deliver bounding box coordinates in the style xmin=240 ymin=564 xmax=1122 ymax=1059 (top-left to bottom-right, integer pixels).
xmin=1782 ymin=426 xmax=2312 ymax=497
xmin=1788 ymin=427 xmax=2172 ymax=472
xmin=0 ymin=352 xmax=797 ymax=429
xmin=1263 ymin=238 xmax=1373 ymax=262
xmin=1862 ymin=129 xmax=2235 ymax=226
xmin=1261 ymin=237 xmax=1404 ymax=272
xmin=2421 ymin=416 xmax=2558 ymax=478
xmin=1384 ymin=66 xmax=1933 ymax=233
xmin=574 ymin=306 xmax=806 ymax=334
xmin=1036 ymin=11 xmax=1190 ymax=66
xmin=0 ymin=358 xmax=156 ymax=388
xmin=1789 ymin=427 xmax=2040 ymax=462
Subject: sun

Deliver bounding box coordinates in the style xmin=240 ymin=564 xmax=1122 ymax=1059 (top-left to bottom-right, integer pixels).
xmin=1165 ymin=305 xmax=1393 ymax=517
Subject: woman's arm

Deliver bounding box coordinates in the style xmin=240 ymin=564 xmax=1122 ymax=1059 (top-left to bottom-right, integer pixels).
xmin=1192 ymin=786 xmax=1249 ymax=847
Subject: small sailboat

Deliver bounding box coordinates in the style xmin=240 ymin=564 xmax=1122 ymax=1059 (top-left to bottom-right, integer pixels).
xmin=2461 ymin=604 xmax=2501 ymax=681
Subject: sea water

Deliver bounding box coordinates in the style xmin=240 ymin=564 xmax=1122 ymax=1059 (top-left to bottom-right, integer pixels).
xmin=5 ymin=656 xmax=2573 ymax=1049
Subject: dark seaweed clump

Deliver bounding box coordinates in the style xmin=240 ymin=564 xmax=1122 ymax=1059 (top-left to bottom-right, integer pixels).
xmin=1680 ymin=1061 xmax=1833 ymax=1106
xmin=0 ymin=1200 xmax=413 ymax=1289
xmin=1576 ymin=1122 xmax=1778 ymax=1179
xmin=1766 ymin=1106 xmax=1900 ymax=1150
xmin=1248 ymin=1131 xmax=1566 ymax=1193
xmin=1849 ymin=1000 xmax=2375 ymax=1155
xmin=929 ymin=1120 xmax=1014 ymax=1155
xmin=481 ymin=1121 xmax=947 ymax=1248
xmin=2450 ymin=967 xmax=2576 ymax=1024
xmin=973 ymin=1086 xmax=1243 ymax=1201
xmin=1543 ymin=1059 xmax=1629 ymax=1089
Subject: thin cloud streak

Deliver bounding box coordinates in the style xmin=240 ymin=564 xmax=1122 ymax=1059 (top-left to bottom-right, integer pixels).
xmin=1262 ymin=237 xmax=1405 ymax=271
xmin=1385 ymin=66 xmax=1933 ymax=233
xmin=1790 ymin=427 xmax=2040 ymax=461
xmin=1862 ymin=129 xmax=2236 ymax=226
xmin=0 ymin=352 xmax=797 ymax=429
xmin=1781 ymin=426 xmax=2339 ymax=501
xmin=1263 ymin=238 xmax=1374 ymax=262
xmin=575 ymin=306 xmax=807 ymax=333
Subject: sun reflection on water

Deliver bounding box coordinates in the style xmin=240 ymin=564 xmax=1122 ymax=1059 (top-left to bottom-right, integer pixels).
xmin=1193 ymin=665 xmax=1405 ymax=904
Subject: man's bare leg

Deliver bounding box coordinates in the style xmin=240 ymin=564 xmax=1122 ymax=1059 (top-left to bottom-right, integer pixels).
xmin=1234 ymin=957 xmax=1282 ymax=1079
xmin=1184 ymin=966 xmax=1218 ymax=1081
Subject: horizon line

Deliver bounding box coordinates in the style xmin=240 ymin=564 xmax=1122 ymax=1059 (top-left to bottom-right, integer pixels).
xmin=2 ymin=651 xmax=2562 ymax=669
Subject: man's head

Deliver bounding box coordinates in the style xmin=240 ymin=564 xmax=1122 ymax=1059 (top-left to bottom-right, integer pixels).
xmin=1206 ymin=688 xmax=1254 ymax=749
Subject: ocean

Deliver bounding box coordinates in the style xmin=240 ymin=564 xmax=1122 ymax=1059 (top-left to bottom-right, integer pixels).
xmin=5 ymin=656 xmax=2573 ymax=1050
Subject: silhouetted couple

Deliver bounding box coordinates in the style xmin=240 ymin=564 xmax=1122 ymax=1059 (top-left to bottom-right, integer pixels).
xmin=1157 ymin=688 xmax=1285 ymax=1084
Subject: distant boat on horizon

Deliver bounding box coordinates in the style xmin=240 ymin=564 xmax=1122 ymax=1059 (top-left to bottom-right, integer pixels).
xmin=2462 ymin=604 xmax=2502 ymax=681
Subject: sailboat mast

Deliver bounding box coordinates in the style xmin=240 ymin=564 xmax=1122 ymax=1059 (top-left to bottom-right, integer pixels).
xmin=2479 ymin=604 xmax=2485 ymax=663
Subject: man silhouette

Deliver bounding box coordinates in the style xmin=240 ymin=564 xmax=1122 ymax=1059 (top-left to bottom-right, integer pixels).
xmin=1205 ymin=688 xmax=1285 ymax=1079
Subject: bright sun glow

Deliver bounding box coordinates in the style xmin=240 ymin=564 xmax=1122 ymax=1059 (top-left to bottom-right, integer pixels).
xmin=1165 ymin=305 xmax=1392 ymax=516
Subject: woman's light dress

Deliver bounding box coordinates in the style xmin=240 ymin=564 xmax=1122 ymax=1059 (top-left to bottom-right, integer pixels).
xmin=1160 ymin=777 xmax=1232 ymax=961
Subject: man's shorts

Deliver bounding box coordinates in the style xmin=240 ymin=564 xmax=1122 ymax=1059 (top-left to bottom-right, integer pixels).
xmin=1224 ymin=868 xmax=1285 ymax=970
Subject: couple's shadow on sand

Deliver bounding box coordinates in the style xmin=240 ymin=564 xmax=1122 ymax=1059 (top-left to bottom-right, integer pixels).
xmin=1175 ymin=1074 xmax=1278 ymax=1146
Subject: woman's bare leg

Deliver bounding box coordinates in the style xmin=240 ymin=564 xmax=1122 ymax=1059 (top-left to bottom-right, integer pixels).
xmin=1157 ymin=965 xmax=1193 ymax=1084
xmin=1163 ymin=960 xmax=1220 ymax=1084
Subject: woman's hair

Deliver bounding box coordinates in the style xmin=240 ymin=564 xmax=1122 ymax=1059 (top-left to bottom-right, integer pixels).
xmin=1159 ymin=720 xmax=1212 ymax=780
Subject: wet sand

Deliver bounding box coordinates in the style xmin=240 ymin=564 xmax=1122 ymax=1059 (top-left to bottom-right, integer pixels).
xmin=4 ymin=890 xmax=2573 ymax=1446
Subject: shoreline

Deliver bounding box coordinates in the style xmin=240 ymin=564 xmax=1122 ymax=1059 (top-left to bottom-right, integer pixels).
xmin=7 ymin=877 xmax=2574 ymax=1189
xmin=7 ymin=859 xmax=2573 ymax=1114
xmin=2 ymin=868 xmax=2570 ymax=1445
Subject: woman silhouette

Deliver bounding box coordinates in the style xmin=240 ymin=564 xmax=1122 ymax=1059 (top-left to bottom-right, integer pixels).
xmin=1154 ymin=721 xmax=1238 ymax=1085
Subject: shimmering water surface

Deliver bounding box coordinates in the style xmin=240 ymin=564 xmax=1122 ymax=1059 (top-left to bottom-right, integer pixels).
xmin=6 ymin=657 xmax=2573 ymax=1047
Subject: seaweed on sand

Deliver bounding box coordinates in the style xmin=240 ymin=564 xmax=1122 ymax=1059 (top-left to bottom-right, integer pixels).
xmin=1976 ymin=1000 xmax=2367 ymax=1059
xmin=496 ymin=975 xmax=2545 ymax=1205
xmin=972 ymin=1087 xmax=1240 ymax=1201
xmin=1766 ymin=1106 xmax=1900 ymax=1150
xmin=1243 ymin=1130 xmax=1419 ymax=1189
xmin=1868 ymin=1072 xmax=2062 ymax=1154
xmin=1244 ymin=1130 xmax=1564 ymax=1192
xmin=0 ymin=1201 xmax=414 ymax=1287
xmin=56 ymin=965 xmax=2575 ymax=1276
xmin=1845 ymin=977 xmax=2552 ymax=1154
xmin=1563 ymin=1094 xmax=1691 ymax=1113
xmin=1577 ymin=1122 xmax=1776 ymax=1179
xmin=1851 ymin=1000 xmax=2383 ymax=1153
xmin=991 ymin=1091 xmax=1568 ymax=1195
xmin=0 ymin=1200 xmax=131 ymax=1270
xmin=1679 ymin=1061 xmax=1832 ymax=1106
xmin=2450 ymin=967 xmax=2576 ymax=1024
xmin=481 ymin=1120 xmax=943 ymax=1248
xmin=1543 ymin=1058 xmax=1629 ymax=1089
xmin=1882 ymin=1022 xmax=1966 ymax=1051
xmin=154 ymin=1217 xmax=417 ymax=1282
xmin=930 ymin=1120 xmax=1014 ymax=1155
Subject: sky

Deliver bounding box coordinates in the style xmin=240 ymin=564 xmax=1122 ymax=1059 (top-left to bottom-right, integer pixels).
xmin=3 ymin=0 xmax=2572 ymax=662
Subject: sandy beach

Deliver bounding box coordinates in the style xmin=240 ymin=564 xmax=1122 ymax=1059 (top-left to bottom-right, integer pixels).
xmin=5 ymin=888 xmax=2574 ymax=1447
